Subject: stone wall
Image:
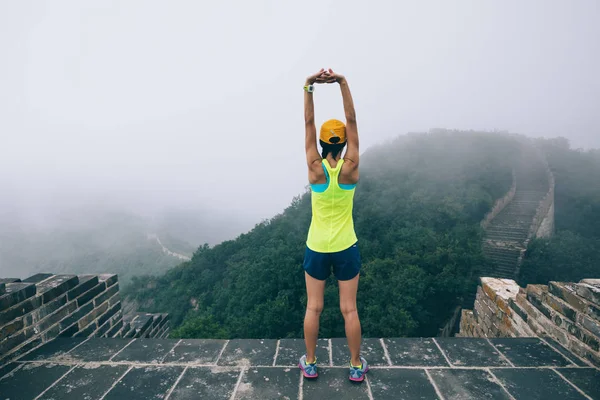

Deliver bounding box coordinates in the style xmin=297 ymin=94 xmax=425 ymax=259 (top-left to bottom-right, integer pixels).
xmin=0 ymin=273 xmax=169 ymax=365
xmin=458 ymin=277 xmax=600 ymax=367
xmin=531 ymin=152 xmax=555 ymax=239
xmin=480 ymin=168 xmax=517 ymax=230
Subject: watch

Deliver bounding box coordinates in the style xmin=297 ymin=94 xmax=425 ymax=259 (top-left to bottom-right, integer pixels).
xmin=304 ymin=84 xmax=315 ymax=93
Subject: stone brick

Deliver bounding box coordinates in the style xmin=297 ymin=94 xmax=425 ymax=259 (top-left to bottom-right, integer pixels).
xmin=527 ymin=289 xmax=553 ymax=320
xmin=98 ymin=274 xmax=118 ymax=288
xmin=476 ymin=285 xmax=485 ymax=301
xmin=535 ymin=301 xmax=600 ymax=352
xmin=544 ymin=292 xmax=578 ymax=321
xmin=576 ymin=282 xmax=600 ymax=306
xmin=59 ymin=322 xmax=79 ymax=337
xmin=106 ymin=318 xmax=124 ymax=338
xmin=577 ymin=313 xmax=600 ymax=339
xmin=32 ymin=301 xmax=78 ymax=335
xmin=509 ymin=298 xmax=529 ymax=322
xmin=58 ymin=301 xmax=94 ymax=331
xmin=94 ymin=315 xmax=114 ymax=337
xmin=97 ymin=301 xmax=121 ymax=328
xmin=22 ymin=294 xmax=68 ymax=328
xmin=0 ymin=327 xmax=33 ymax=355
xmin=509 ymin=311 xmax=536 ymax=337
xmin=67 ymin=275 xmax=99 ymax=301
xmin=0 ymin=335 xmax=43 ymax=364
xmin=77 ymin=282 xmax=106 ymax=307
xmin=78 ymin=302 xmax=109 ymax=330
xmin=74 ymin=320 xmax=98 ymax=338
xmin=526 ymin=284 xmax=548 ymax=299
xmin=548 ymin=282 xmax=587 ymax=312
xmin=36 ymin=275 xmax=79 ymax=304
xmin=569 ymin=338 xmax=600 ymax=368
xmin=0 ymin=283 xmax=36 ymax=311
xmin=22 ymin=273 xmax=54 ymax=283
xmin=158 ymin=313 xmax=169 ymax=328
xmin=94 ymin=283 xmax=119 ymax=307
xmin=0 ymin=296 xmax=43 ymax=327
xmin=41 ymin=323 xmax=61 ymax=342
xmin=0 ymin=319 xmax=24 ymax=341
xmin=482 ymin=281 xmax=497 ymax=302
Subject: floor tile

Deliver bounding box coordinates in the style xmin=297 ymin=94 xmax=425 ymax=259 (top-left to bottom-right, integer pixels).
xmin=235 ymin=367 xmax=299 ymax=399
xmin=168 ymin=366 xmax=241 ymax=400
xmin=0 ymin=362 xmax=72 ymax=399
xmin=163 ymin=339 xmax=226 ymax=364
xmin=19 ymin=338 xmax=87 ymax=361
xmin=383 ymin=338 xmax=449 ymax=367
xmin=554 ymin=368 xmax=600 ymax=400
xmin=66 ymin=338 xmax=133 ymax=362
xmin=429 ymin=369 xmax=511 ymax=400
xmin=302 ymin=367 xmax=370 ymax=399
xmin=38 ymin=364 xmax=129 ymax=400
xmin=490 ymin=338 xmax=572 ymax=367
xmin=110 ymin=339 xmax=178 ymax=363
xmin=492 ymin=368 xmax=588 ymax=400
xmin=103 ymin=365 xmax=184 ymax=400
xmin=368 ymin=368 xmax=440 ymax=399
xmin=434 ymin=338 xmax=511 ymax=367
xmin=217 ymin=339 xmax=277 ymax=367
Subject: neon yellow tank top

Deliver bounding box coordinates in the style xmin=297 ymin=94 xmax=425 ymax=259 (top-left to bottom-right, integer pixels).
xmin=306 ymin=159 xmax=358 ymax=253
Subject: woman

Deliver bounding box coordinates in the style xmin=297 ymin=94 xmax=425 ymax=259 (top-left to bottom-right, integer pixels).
xmin=298 ymin=68 xmax=367 ymax=382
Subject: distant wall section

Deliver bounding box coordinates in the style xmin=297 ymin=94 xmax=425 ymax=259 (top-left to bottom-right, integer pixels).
xmin=531 ymin=151 xmax=555 ymax=239
xmin=481 ymin=169 xmax=517 ymax=230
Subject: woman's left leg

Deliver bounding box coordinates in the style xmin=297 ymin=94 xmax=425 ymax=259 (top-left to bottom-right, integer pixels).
xmin=304 ymin=272 xmax=326 ymax=363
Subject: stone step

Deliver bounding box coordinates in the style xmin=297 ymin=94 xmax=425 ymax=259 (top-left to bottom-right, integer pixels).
xmin=485 ymin=233 xmax=529 ymax=241
xmin=486 ymin=225 xmax=530 ymax=233
xmin=484 ymin=259 xmax=517 ymax=268
xmin=484 ymin=248 xmax=520 ymax=258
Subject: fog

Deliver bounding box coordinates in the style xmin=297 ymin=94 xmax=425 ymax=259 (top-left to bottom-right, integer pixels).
xmin=1 ymin=0 xmax=599 ymax=226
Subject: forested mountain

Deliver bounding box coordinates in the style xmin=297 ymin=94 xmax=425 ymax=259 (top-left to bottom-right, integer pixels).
xmin=125 ymin=130 xmax=520 ymax=339
xmin=518 ymin=138 xmax=600 ymax=284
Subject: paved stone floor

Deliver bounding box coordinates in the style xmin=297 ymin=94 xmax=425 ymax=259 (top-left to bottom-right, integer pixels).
xmin=1 ymin=337 xmax=599 ymax=399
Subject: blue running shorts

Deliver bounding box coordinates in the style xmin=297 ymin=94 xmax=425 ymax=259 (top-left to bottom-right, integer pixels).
xmin=303 ymin=242 xmax=361 ymax=281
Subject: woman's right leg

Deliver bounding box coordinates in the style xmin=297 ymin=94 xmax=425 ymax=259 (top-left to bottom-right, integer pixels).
xmin=338 ymin=274 xmax=361 ymax=366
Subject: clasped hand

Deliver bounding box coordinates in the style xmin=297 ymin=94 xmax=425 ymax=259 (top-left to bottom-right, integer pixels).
xmin=306 ymin=68 xmax=345 ymax=85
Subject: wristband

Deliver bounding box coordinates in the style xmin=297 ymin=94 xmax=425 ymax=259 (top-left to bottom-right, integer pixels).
xmin=304 ymin=85 xmax=315 ymax=93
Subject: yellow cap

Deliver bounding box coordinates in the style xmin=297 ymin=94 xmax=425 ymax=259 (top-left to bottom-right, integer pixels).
xmin=320 ymin=119 xmax=346 ymax=145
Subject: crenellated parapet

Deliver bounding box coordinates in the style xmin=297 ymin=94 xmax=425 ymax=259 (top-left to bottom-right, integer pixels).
xmin=0 ymin=273 xmax=168 ymax=365
xmin=459 ymin=277 xmax=600 ymax=367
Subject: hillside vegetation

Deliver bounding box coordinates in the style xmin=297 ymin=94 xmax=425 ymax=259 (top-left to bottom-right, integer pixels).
xmin=126 ymin=130 xmax=519 ymax=339
xmin=518 ymin=138 xmax=600 ymax=284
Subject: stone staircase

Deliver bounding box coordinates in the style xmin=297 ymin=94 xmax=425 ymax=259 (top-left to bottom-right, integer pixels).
xmin=480 ymin=150 xmax=549 ymax=279
xmin=462 ymin=145 xmax=551 ymax=309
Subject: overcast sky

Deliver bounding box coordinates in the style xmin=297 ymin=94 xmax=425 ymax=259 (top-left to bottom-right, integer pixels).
xmin=1 ymin=0 xmax=599 ymax=223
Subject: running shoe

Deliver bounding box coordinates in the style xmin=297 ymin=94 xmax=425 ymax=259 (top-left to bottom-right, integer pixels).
xmin=349 ymin=356 xmax=369 ymax=382
xmin=298 ymin=355 xmax=318 ymax=378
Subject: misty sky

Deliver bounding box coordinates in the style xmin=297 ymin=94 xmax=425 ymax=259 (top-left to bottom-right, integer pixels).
xmin=1 ymin=1 xmax=599 ymax=224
